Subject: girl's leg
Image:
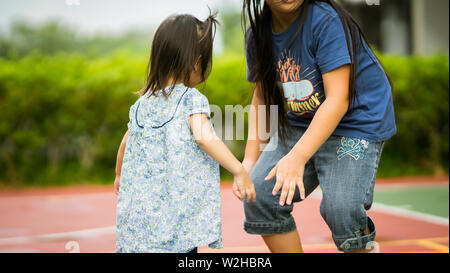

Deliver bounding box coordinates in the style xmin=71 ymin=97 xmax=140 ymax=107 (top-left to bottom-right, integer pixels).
xmin=243 ymin=128 xmax=319 ymax=253
xmin=262 ymin=230 xmax=303 ymax=253
xmin=313 ymin=136 xmax=384 ymax=252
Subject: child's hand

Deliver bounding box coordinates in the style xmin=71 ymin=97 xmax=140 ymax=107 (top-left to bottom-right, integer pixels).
xmin=114 ymin=176 xmax=120 ymax=196
xmin=232 ymin=168 xmax=256 ymax=203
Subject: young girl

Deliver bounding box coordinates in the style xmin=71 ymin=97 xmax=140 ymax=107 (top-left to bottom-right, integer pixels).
xmin=113 ymin=13 xmax=256 ymax=253
xmin=242 ymin=0 xmax=396 ymax=252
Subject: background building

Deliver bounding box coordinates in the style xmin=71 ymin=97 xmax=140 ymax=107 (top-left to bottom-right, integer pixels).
xmin=341 ymin=0 xmax=449 ymax=55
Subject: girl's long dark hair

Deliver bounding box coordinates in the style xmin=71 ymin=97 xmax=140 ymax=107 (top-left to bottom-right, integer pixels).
xmin=140 ymin=13 xmax=218 ymax=97
xmin=242 ymin=0 xmax=392 ymax=141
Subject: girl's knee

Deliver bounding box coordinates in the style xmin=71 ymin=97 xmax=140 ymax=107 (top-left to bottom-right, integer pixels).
xmin=319 ymin=199 xmax=363 ymax=224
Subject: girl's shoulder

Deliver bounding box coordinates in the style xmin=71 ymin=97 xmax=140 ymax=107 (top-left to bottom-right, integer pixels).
xmin=127 ymin=85 xmax=196 ymax=130
xmin=182 ymin=88 xmax=208 ymax=104
xmin=308 ymin=2 xmax=344 ymax=38
xmin=181 ymin=88 xmax=211 ymax=117
xmin=310 ymin=1 xmax=340 ymax=21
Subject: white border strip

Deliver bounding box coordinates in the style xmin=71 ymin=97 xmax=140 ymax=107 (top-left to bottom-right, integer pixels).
xmin=370 ymin=203 xmax=449 ymax=226
xmin=0 ymin=226 xmax=115 ymax=246
xmin=375 ymin=182 xmax=449 ymax=190
xmin=310 ymin=190 xmax=449 ymax=226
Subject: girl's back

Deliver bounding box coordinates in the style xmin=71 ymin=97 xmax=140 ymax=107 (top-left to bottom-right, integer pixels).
xmin=116 ymin=84 xmax=222 ymax=253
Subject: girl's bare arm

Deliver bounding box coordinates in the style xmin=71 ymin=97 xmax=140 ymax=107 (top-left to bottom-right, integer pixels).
xmin=243 ymin=82 xmax=269 ymax=172
xmin=189 ymin=114 xmax=256 ymax=202
xmin=114 ymin=130 xmax=129 ymax=195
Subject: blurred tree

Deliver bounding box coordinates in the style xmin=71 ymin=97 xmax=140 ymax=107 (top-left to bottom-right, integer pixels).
xmin=0 ymin=20 xmax=152 ymax=59
xmin=0 ymin=16 xmax=447 ymax=186
xmin=0 ymin=21 xmax=83 ymax=58
xmin=220 ymin=9 xmax=245 ymax=54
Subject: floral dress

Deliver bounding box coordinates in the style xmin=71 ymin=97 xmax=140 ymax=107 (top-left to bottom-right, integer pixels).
xmin=116 ymin=84 xmax=223 ymax=253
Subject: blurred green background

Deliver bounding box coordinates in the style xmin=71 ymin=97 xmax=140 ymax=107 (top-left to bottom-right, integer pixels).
xmin=0 ymin=1 xmax=448 ymax=187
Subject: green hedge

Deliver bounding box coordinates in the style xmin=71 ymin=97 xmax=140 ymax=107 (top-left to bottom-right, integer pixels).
xmin=0 ymin=52 xmax=144 ymax=185
xmin=0 ymin=51 xmax=448 ymax=186
xmin=379 ymin=54 xmax=449 ymax=176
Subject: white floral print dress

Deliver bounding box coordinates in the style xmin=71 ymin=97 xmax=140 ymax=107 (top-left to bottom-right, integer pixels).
xmin=116 ymin=84 xmax=223 ymax=253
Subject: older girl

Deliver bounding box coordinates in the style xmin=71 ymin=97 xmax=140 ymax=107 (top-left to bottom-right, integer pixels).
xmin=242 ymin=0 xmax=396 ymax=252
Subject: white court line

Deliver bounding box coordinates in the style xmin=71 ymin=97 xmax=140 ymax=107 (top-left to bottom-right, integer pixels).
xmin=0 ymin=226 xmax=115 ymax=246
xmin=0 ymin=249 xmax=40 ymax=253
xmin=0 ymin=192 xmax=113 ymax=201
xmin=370 ymin=203 xmax=449 ymax=226
xmin=1 ymin=183 xmax=447 ymax=246
xmin=0 ymin=204 xmax=447 ymax=247
xmin=309 ymin=190 xmax=449 ymax=226
xmin=374 ymin=181 xmax=448 ymax=190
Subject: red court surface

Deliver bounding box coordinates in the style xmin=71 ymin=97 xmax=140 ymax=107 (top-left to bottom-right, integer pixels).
xmin=0 ymin=179 xmax=448 ymax=253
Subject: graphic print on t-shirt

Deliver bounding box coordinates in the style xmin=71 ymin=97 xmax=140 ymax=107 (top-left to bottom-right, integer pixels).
xmin=277 ymin=50 xmax=324 ymax=119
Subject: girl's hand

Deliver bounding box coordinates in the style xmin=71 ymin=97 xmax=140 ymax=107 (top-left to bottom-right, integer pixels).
xmin=114 ymin=176 xmax=120 ymax=196
xmin=232 ymin=168 xmax=256 ymax=203
xmin=265 ymin=153 xmax=306 ymax=206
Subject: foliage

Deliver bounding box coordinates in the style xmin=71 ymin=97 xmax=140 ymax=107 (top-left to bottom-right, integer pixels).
xmin=0 ymin=18 xmax=448 ymax=186
xmin=379 ymin=54 xmax=449 ymax=176
xmin=0 ymin=20 xmax=151 ymax=59
xmin=0 ymin=51 xmax=448 ymax=185
xmin=0 ymin=52 xmax=145 ymax=185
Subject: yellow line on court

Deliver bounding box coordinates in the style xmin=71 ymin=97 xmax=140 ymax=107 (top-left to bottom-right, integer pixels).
xmin=407 ymin=250 xmax=447 ymax=253
xmin=415 ymin=239 xmax=449 ymax=253
xmin=201 ymin=237 xmax=449 ymax=253
xmin=428 ymin=237 xmax=449 ymax=243
xmin=378 ymin=236 xmax=449 ymax=247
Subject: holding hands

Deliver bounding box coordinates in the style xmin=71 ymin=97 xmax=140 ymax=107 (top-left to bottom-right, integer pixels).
xmin=232 ymin=166 xmax=256 ymax=203
xmin=190 ymin=113 xmax=256 ymax=203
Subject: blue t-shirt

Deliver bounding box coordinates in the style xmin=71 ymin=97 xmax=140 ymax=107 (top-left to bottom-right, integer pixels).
xmin=246 ymin=2 xmax=396 ymax=142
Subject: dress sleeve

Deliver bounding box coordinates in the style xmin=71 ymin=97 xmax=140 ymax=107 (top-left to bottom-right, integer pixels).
xmin=314 ymin=16 xmax=352 ymax=74
xmin=183 ymin=89 xmax=211 ymax=119
xmin=127 ymin=100 xmax=138 ymax=129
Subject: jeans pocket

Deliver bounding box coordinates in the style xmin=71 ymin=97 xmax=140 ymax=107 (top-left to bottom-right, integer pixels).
xmin=336 ymin=136 xmax=370 ymax=161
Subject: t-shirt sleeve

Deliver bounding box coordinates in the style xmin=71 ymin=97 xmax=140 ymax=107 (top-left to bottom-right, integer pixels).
xmin=245 ymin=29 xmax=257 ymax=83
xmin=314 ymin=16 xmax=352 ymax=74
xmin=184 ymin=89 xmax=211 ymax=119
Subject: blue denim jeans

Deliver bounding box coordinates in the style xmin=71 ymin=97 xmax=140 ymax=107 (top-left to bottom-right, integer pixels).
xmin=243 ymin=126 xmax=384 ymax=252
